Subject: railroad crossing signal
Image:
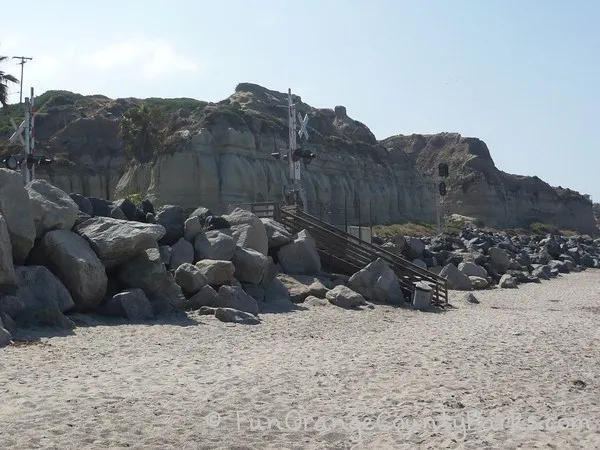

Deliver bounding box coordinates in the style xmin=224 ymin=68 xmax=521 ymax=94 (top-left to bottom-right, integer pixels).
xmin=298 ymin=112 xmax=309 ymax=140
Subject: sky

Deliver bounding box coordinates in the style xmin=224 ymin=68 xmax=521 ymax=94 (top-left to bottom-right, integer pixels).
xmin=2 ymin=0 xmax=599 ymax=200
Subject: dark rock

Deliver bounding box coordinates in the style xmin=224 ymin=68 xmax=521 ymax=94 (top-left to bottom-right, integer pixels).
xmin=70 ymin=193 xmax=93 ymax=216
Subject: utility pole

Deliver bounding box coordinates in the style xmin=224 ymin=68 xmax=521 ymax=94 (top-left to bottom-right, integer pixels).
xmin=274 ymin=88 xmax=312 ymax=211
xmin=12 ymin=56 xmax=33 ymax=108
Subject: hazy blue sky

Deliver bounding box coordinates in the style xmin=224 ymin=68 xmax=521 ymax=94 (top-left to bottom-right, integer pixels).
xmin=2 ymin=0 xmax=598 ymax=200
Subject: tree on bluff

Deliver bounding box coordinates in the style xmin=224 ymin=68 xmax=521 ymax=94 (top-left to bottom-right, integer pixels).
xmin=119 ymin=104 xmax=167 ymax=162
xmin=0 ymin=56 xmax=19 ymax=112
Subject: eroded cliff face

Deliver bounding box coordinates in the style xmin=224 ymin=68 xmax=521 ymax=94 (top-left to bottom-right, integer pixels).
xmin=114 ymin=84 xmax=437 ymax=225
xmin=381 ymin=133 xmax=597 ymax=233
xmin=4 ymin=85 xmax=596 ymax=233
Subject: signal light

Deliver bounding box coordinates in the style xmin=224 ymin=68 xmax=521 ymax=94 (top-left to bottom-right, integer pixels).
xmin=438 ymin=163 xmax=449 ymax=178
xmin=439 ymin=181 xmax=447 ymax=197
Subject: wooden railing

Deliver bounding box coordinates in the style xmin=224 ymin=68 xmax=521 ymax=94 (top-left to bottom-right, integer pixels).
xmin=278 ymin=205 xmax=448 ymax=306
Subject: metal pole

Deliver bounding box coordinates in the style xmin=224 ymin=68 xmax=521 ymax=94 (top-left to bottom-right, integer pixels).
xmin=23 ymin=97 xmax=31 ymax=184
xmin=435 ymin=182 xmax=441 ymax=234
xmin=358 ymin=197 xmax=361 ymax=240
xmin=344 ymin=195 xmax=348 ymax=233
xmin=19 ymin=63 xmax=24 ymax=107
xmin=30 ymin=87 xmax=35 ymax=181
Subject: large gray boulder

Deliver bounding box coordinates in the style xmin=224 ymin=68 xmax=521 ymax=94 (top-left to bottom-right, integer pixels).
xmin=155 ymin=205 xmax=186 ymax=245
xmin=276 ymin=274 xmax=328 ymax=303
xmin=213 ymin=285 xmax=259 ymax=315
xmin=118 ymin=247 xmax=167 ymax=294
xmin=499 ymin=273 xmax=518 ymax=288
xmin=224 ymin=208 xmax=268 ymax=256
xmin=326 ymin=285 xmax=367 ymax=309
xmin=183 ymin=215 xmax=203 ymax=242
xmin=29 ymin=230 xmax=107 ymax=310
xmin=74 ymin=217 xmax=165 ymax=268
xmin=489 ymin=247 xmax=511 ymax=273
xmin=232 ymin=246 xmax=271 ymax=285
xmin=0 ymin=168 xmax=36 ymax=263
xmin=12 ymin=266 xmax=75 ymax=328
xmin=348 ymin=258 xmax=404 ymax=305
xmin=193 ymin=231 xmax=213 ymax=261
xmin=458 ymin=262 xmax=488 ymax=279
xmin=440 ymin=263 xmax=473 ymax=291
xmin=174 ymin=263 xmax=208 ymax=295
xmin=195 ymin=260 xmax=235 ymax=285
xmin=404 ymin=237 xmax=425 ymax=259
xmin=277 ymin=230 xmax=321 ymax=275
xmin=0 ymin=215 xmax=16 ymax=294
xmin=69 ymin=193 xmax=94 ymax=216
xmin=205 ymin=229 xmax=236 ymax=261
xmin=105 ymin=289 xmax=156 ymax=321
xmin=147 ymin=274 xmax=187 ymax=313
xmin=261 ymin=218 xmax=293 ymax=249
xmin=26 ymin=180 xmax=79 ymax=238
xmin=169 ymin=237 xmax=194 ymax=270
xmin=187 ymin=285 xmax=218 ymax=310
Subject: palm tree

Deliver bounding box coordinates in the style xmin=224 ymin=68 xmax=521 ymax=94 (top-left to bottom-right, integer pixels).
xmin=0 ymin=56 xmax=18 ymax=112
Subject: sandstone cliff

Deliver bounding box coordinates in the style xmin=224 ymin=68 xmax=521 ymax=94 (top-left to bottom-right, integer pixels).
xmin=1 ymin=85 xmax=596 ymax=233
xmin=381 ymin=133 xmax=597 ymax=234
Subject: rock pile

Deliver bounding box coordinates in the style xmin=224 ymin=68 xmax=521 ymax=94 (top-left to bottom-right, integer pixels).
xmin=373 ymin=227 xmax=600 ymax=291
xmin=0 ymin=169 xmax=409 ymax=346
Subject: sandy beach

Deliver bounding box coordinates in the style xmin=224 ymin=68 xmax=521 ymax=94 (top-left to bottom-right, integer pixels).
xmin=1 ymin=270 xmax=599 ymax=449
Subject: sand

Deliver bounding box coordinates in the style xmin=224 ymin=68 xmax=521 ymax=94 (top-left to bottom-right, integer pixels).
xmin=1 ymin=270 xmax=599 ymax=449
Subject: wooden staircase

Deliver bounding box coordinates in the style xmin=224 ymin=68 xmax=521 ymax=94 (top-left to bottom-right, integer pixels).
xmin=276 ymin=205 xmax=448 ymax=306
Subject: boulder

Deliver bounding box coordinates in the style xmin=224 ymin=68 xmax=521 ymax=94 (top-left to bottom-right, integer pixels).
xmin=499 ymin=273 xmax=518 ymax=288
xmin=169 ymin=237 xmax=194 ymax=270
xmin=469 ymin=276 xmax=489 ymax=290
xmin=0 ymin=215 xmax=16 ymax=294
xmin=326 ymin=285 xmax=367 ymax=309
xmin=147 ymin=274 xmax=187 ymax=313
xmin=188 ymin=206 xmax=213 ymax=223
xmin=261 ymin=218 xmax=293 ymax=249
xmin=224 ymin=208 xmax=268 ymax=255
xmin=26 ymin=180 xmax=79 ymax=238
xmin=213 ymin=285 xmax=259 ymax=315
xmin=69 ymin=193 xmax=94 ymax=216
xmin=195 ymin=260 xmax=235 ymax=285
xmin=109 ymin=206 xmax=127 ymax=220
xmin=140 ymin=199 xmax=155 ymax=215
xmin=183 ymin=216 xmax=203 ymax=242
xmin=439 ymin=263 xmax=472 ymax=291
xmin=113 ymin=198 xmax=139 ymax=221
xmin=159 ymin=245 xmax=172 ymax=266
xmin=348 ymin=258 xmax=405 ymax=305
xmin=87 ymin=197 xmax=113 ymax=217
xmin=489 ymin=247 xmax=511 ymax=273
xmin=412 ymin=258 xmax=428 ymax=270
xmin=193 ymin=231 xmax=213 ymax=261
xmin=74 ymin=217 xmax=165 ymax=268
xmin=0 ymin=168 xmax=36 ymax=263
xmin=29 ymin=230 xmax=107 ymax=310
xmin=174 ymin=263 xmax=208 ymax=295
xmin=203 ymin=216 xmax=231 ymax=231
xmin=12 ymin=266 xmax=75 ymax=328
xmin=118 ymin=247 xmax=168 ymax=294
xmin=205 ymin=229 xmax=236 ymax=261
xmin=263 ymin=278 xmax=291 ymax=304
xmin=276 ymin=274 xmax=328 ymax=303
xmin=187 ymin=285 xmax=218 ymax=310
xmin=458 ymin=262 xmax=488 ymax=279
xmin=155 ymin=205 xmax=186 ymax=245
xmin=232 ymin=246 xmax=271 ymax=285
xmin=214 ymin=307 xmax=261 ymax=325
xmin=277 ymin=230 xmax=321 ymax=275
xmin=404 ymin=237 xmax=425 ymax=259
xmin=105 ymin=288 xmax=155 ymax=321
